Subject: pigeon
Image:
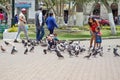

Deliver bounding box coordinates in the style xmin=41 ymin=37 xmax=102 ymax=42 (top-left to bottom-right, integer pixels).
xmin=27 ymin=39 xmax=31 ymax=43
xmin=67 ymin=44 xmax=74 ymax=57
xmin=116 ymin=45 xmax=120 ymax=48
xmin=75 ymin=51 xmax=79 ymax=57
xmin=21 ymin=39 xmax=25 ymax=44
xmin=68 ymin=51 xmax=73 ymax=57
xmin=80 ymin=48 xmax=86 ymax=53
xmin=32 ymin=41 xmax=37 ymax=46
xmin=107 ymin=45 xmax=111 ymax=52
xmin=1 ymin=45 xmax=6 ymax=52
xmin=99 ymin=47 xmax=103 ymax=57
xmin=113 ymin=48 xmax=120 ymax=57
xmin=29 ymin=46 xmax=34 ymax=52
xmin=24 ymin=42 xmax=28 ymax=47
xmin=11 ymin=46 xmax=17 ymax=54
xmin=92 ymin=49 xmax=99 ymax=57
xmin=69 ymin=40 xmax=74 ymax=44
xmin=55 ymin=50 xmax=64 ymax=59
xmin=43 ymin=49 xmax=47 ymax=54
xmin=4 ymin=41 xmax=10 ymax=45
xmin=73 ymin=44 xmax=80 ymax=57
xmin=30 ymin=41 xmax=35 ymax=46
xmin=28 ymin=43 xmax=31 ymax=46
xmin=24 ymin=47 xmax=28 ymax=54
xmin=84 ymin=53 xmax=92 ymax=59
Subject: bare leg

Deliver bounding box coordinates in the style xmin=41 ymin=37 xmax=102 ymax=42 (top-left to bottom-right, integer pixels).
xmin=93 ymin=35 xmax=96 ymax=48
xmin=90 ymin=36 xmax=94 ymax=48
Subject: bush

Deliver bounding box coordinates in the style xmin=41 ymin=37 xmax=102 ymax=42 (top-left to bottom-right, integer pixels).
xmin=0 ymin=24 xmax=8 ymax=33
xmin=8 ymin=26 xmax=18 ymax=32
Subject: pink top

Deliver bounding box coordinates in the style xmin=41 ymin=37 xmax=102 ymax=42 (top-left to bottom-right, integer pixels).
xmin=0 ymin=13 xmax=4 ymax=20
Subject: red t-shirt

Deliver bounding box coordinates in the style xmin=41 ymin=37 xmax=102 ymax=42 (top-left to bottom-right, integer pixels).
xmin=90 ymin=23 xmax=98 ymax=32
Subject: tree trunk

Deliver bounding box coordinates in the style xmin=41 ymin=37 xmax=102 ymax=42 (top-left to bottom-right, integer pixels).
xmin=67 ymin=1 xmax=74 ymax=26
xmin=75 ymin=3 xmax=83 ymax=26
xmin=103 ymin=1 xmax=116 ymax=35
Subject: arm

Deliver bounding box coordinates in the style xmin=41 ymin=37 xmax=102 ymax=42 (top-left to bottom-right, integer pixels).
xmin=38 ymin=12 xmax=42 ymax=26
xmin=45 ymin=18 xmax=48 ymax=25
xmin=98 ymin=32 xmax=102 ymax=36
xmin=96 ymin=20 xmax=100 ymax=27
xmin=53 ymin=18 xmax=58 ymax=28
xmin=19 ymin=15 xmax=26 ymax=23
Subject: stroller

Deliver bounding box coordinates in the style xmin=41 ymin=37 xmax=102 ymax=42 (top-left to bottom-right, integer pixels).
xmin=43 ymin=34 xmax=60 ymax=54
xmin=43 ymin=34 xmax=64 ymax=59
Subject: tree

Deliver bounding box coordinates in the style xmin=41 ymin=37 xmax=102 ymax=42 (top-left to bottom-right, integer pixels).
xmin=43 ymin=0 xmax=68 ymax=26
xmin=0 ymin=0 xmax=11 ymax=26
xmin=101 ymin=0 xmax=118 ymax=35
xmin=84 ymin=0 xmax=119 ymax=35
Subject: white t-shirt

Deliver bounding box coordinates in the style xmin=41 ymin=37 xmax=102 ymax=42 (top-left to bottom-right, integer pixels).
xmin=18 ymin=12 xmax=26 ymax=26
xmin=38 ymin=10 xmax=42 ymax=26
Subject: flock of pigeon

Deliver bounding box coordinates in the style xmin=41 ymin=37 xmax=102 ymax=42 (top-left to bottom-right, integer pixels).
xmin=43 ymin=40 xmax=120 ymax=59
xmin=0 ymin=39 xmax=120 ymax=59
xmin=0 ymin=40 xmax=39 ymax=55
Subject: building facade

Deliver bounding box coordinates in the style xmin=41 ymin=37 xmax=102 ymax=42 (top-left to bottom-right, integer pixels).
xmin=15 ymin=0 xmax=36 ymax=23
xmin=84 ymin=1 xmax=120 ymax=20
xmin=14 ymin=0 xmax=120 ymax=25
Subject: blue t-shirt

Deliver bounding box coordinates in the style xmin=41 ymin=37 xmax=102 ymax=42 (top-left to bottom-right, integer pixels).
xmin=95 ymin=32 xmax=102 ymax=43
xmin=46 ymin=16 xmax=58 ymax=30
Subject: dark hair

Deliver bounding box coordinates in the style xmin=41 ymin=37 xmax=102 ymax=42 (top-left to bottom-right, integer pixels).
xmin=88 ymin=17 xmax=97 ymax=26
xmin=38 ymin=7 xmax=42 ymax=10
xmin=54 ymin=33 xmax=57 ymax=36
xmin=97 ymin=27 xmax=100 ymax=31
xmin=50 ymin=13 xmax=53 ymax=16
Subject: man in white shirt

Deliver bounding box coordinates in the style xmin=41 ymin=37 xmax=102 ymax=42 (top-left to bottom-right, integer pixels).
xmin=14 ymin=8 xmax=29 ymax=42
xmin=35 ymin=7 xmax=45 ymax=43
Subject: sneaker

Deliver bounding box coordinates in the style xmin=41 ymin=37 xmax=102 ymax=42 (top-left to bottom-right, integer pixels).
xmin=14 ymin=39 xmax=19 ymax=43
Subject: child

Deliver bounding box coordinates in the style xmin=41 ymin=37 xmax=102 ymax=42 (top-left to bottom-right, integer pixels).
xmin=46 ymin=33 xmax=60 ymax=49
xmin=95 ymin=27 xmax=102 ymax=48
xmin=53 ymin=33 xmax=60 ymax=42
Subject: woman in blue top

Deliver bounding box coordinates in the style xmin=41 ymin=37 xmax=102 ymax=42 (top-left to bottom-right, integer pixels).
xmin=46 ymin=12 xmax=58 ymax=34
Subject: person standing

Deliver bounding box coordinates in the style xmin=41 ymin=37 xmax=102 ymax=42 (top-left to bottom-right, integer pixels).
xmin=35 ymin=7 xmax=45 ymax=43
xmin=0 ymin=11 xmax=4 ymax=24
xmin=14 ymin=8 xmax=29 ymax=42
xmin=46 ymin=12 xmax=58 ymax=34
xmin=14 ymin=14 xmax=18 ymax=24
xmin=95 ymin=27 xmax=102 ymax=48
xmin=88 ymin=17 xmax=99 ymax=49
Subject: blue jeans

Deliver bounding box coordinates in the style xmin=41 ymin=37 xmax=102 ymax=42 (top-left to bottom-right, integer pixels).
xmin=36 ymin=27 xmax=45 ymax=41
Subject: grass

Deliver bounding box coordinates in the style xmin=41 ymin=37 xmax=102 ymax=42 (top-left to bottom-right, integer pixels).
xmin=0 ymin=24 xmax=120 ymax=40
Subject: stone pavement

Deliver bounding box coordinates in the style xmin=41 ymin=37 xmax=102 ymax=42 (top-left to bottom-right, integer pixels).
xmin=0 ymin=39 xmax=120 ymax=80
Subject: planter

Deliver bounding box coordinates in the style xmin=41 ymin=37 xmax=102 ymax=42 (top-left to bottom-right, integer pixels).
xmin=3 ymin=29 xmax=20 ymax=41
xmin=0 ymin=24 xmax=8 ymax=33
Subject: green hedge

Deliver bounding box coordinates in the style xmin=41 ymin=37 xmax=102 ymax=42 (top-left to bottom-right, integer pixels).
xmin=0 ymin=24 xmax=8 ymax=33
xmin=102 ymin=26 xmax=120 ymax=30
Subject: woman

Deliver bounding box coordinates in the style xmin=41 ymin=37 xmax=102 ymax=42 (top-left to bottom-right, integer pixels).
xmin=14 ymin=8 xmax=29 ymax=42
xmin=88 ymin=17 xmax=100 ymax=49
xmin=46 ymin=12 xmax=58 ymax=34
